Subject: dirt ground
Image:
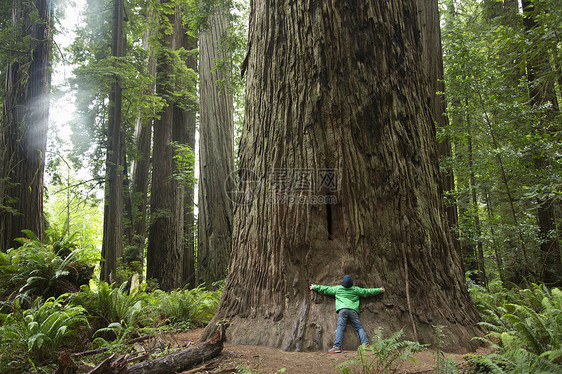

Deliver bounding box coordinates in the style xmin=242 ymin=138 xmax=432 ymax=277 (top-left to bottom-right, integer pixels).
xmin=169 ymin=328 xmax=486 ymax=374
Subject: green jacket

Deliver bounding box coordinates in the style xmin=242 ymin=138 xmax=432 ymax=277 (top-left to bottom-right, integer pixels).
xmin=313 ymin=284 xmax=382 ymax=313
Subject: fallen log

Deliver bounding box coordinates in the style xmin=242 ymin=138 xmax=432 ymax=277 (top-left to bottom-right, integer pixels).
xmin=127 ymin=321 xmax=228 ymax=374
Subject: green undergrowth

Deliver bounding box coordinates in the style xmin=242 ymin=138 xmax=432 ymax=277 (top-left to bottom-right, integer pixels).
xmin=466 ymin=280 xmax=562 ymax=373
xmin=335 ymin=328 xmax=424 ymax=374
xmin=0 ymin=231 xmax=97 ymax=309
xmin=0 ymin=242 xmax=223 ymax=374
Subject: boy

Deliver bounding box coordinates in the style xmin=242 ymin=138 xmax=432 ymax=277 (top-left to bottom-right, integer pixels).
xmin=310 ymin=275 xmax=385 ymax=353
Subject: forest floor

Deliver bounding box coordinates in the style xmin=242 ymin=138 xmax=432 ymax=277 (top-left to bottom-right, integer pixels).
xmin=168 ymin=328 xmax=489 ymax=374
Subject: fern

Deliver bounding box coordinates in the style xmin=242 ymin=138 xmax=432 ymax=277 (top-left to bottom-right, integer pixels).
xmin=335 ymin=328 xmax=424 ymax=374
xmin=152 ymin=284 xmax=222 ymax=327
xmin=68 ymin=281 xmax=153 ymax=333
xmin=0 ymin=296 xmax=88 ymax=372
xmin=471 ymin=283 xmax=562 ymax=372
xmin=468 ymin=348 xmax=562 ymax=374
xmin=0 ymin=232 xmax=95 ymax=306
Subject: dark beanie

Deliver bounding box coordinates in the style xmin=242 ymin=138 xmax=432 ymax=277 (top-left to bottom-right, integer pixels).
xmin=342 ymin=275 xmax=353 ymax=288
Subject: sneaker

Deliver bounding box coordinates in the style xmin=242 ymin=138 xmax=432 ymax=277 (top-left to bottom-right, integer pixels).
xmin=328 ymin=346 xmax=342 ymax=353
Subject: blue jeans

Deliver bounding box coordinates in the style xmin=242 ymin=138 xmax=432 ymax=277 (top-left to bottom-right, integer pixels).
xmin=334 ymin=308 xmax=369 ymax=347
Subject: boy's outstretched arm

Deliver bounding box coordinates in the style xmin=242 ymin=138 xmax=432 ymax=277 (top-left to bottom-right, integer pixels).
xmin=310 ymin=284 xmax=337 ymax=296
xmin=356 ymin=286 xmax=386 ymax=298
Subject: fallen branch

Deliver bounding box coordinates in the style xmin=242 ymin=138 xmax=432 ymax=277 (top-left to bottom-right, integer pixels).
xmin=127 ymin=321 xmax=228 ymax=374
xmin=73 ymin=335 xmax=156 ymax=358
xmin=73 ymin=347 xmax=108 ymax=358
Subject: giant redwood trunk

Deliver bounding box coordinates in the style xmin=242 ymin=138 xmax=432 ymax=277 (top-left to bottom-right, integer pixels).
xmin=203 ymin=0 xmax=481 ymax=352
xmin=198 ymin=8 xmax=234 ymax=286
xmin=0 ymin=0 xmax=50 ymax=251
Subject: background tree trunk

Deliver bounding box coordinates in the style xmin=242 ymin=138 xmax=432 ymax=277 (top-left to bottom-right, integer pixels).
xmin=417 ymin=0 xmax=459 ymax=254
xmin=197 ymin=8 xmax=234 ymax=287
xmin=127 ymin=13 xmax=157 ymax=277
xmin=522 ymin=0 xmax=561 ymax=286
xmin=0 ymin=0 xmax=50 ymax=251
xmin=467 ymin=127 xmax=487 ymax=287
xmin=146 ymin=3 xmax=184 ymax=291
xmin=179 ymin=30 xmax=197 ymax=289
xmin=100 ymin=0 xmax=125 ymax=283
xmin=203 ymin=0 xmax=481 ymax=352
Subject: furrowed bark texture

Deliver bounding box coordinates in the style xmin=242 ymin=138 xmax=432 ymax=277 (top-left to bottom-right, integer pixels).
xmin=0 ymin=0 xmax=50 ymax=251
xmin=204 ymin=0 xmax=481 ymax=352
xmin=417 ymin=0 xmax=459 ymax=253
xmin=146 ymin=3 xmax=184 ymax=290
xmin=198 ymin=9 xmax=234 ymax=286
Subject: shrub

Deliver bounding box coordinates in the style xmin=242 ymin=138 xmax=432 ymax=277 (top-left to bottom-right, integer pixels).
xmin=335 ymin=328 xmax=424 ymax=374
xmin=0 ymin=297 xmax=88 ymax=372
xmin=68 ymin=281 xmax=153 ymax=334
xmin=0 ymin=231 xmax=95 ymax=307
xmin=152 ymin=284 xmax=222 ymax=328
xmin=469 ymin=283 xmax=562 ymax=372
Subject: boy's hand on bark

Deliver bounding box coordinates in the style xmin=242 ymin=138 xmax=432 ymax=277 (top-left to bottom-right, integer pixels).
xmin=309 ymin=284 xmax=314 ymax=290
xmin=380 ymin=287 xmax=385 ymax=293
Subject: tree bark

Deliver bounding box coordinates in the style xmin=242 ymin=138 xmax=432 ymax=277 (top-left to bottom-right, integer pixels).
xmin=127 ymin=14 xmax=157 ymax=276
xmin=168 ymin=5 xmax=197 ymax=289
xmin=178 ymin=30 xmax=197 ymax=289
xmin=0 ymin=0 xmax=50 ymax=251
xmin=417 ymin=0 xmax=459 ymax=254
xmin=197 ymin=8 xmax=234 ymax=287
xmin=203 ymin=0 xmax=481 ymax=352
xmin=100 ymin=0 xmax=126 ymax=283
xmin=146 ymin=2 xmax=184 ymax=290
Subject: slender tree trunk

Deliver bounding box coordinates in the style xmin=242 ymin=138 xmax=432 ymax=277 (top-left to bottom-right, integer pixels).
xmin=146 ymin=2 xmax=184 ymax=291
xmin=203 ymin=0 xmax=481 ymax=352
xmin=100 ymin=0 xmax=125 ymax=283
xmin=179 ymin=30 xmax=197 ymax=289
xmin=443 ymin=0 xmax=475 ymax=276
xmin=522 ymin=0 xmax=561 ymax=286
xmin=484 ymin=191 xmax=505 ymax=283
xmin=0 ymin=0 xmax=50 ymax=251
xmin=467 ymin=117 xmax=486 ymax=287
xmin=198 ymin=8 xmax=234 ymax=287
xmin=128 ymin=18 xmax=157 ymax=277
xmin=169 ymin=5 xmax=198 ymax=289
xmin=476 ymin=89 xmax=532 ymax=276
